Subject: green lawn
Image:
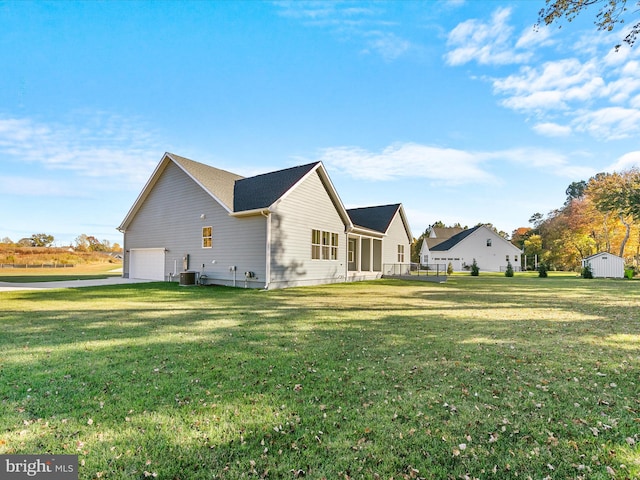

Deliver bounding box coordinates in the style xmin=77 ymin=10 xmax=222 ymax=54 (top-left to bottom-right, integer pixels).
xmin=1 ymin=277 xmax=638 ymax=479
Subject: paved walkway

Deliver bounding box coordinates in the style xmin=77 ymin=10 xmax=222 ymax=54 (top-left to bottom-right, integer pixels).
xmin=0 ymin=277 xmax=153 ymax=292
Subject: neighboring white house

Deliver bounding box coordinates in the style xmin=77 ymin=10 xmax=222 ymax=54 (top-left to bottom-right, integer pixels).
xmin=582 ymin=252 xmax=625 ymax=278
xmin=117 ymin=153 xmax=412 ymax=289
xmin=419 ymin=227 xmax=464 ymax=265
xmin=427 ymin=225 xmax=523 ymax=272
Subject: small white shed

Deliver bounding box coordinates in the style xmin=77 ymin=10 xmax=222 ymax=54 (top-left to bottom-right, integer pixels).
xmin=582 ymin=252 xmax=625 ymax=278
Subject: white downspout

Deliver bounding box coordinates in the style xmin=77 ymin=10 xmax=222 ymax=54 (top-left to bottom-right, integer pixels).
xmin=262 ymin=210 xmax=271 ymax=290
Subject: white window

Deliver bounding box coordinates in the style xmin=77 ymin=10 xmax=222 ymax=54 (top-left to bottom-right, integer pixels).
xmin=487 ymin=239 xmax=492 ymax=247
xmin=202 ymin=226 xmax=212 ymax=248
xmin=312 ymin=229 xmax=338 ymax=260
xmin=311 ymin=229 xmax=321 ymax=259
xmin=322 ymin=231 xmax=331 ymax=259
xmin=331 ymin=233 xmax=338 ymax=260
xmin=397 ymin=244 xmax=405 ymax=262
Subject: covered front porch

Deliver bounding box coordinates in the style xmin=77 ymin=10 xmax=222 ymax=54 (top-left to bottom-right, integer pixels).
xmin=346 ymin=230 xmax=384 ymax=281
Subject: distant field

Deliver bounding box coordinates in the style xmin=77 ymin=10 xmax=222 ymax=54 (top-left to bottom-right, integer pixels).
xmin=1 ymin=276 xmax=638 ymax=479
xmin=0 ymin=263 xmax=121 ymax=282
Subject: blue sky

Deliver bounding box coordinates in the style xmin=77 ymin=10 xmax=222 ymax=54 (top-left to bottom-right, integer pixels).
xmin=2 ymin=0 xmax=640 ymax=246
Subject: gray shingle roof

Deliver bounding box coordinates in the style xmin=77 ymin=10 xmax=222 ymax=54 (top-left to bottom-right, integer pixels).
xmin=233 ymin=162 xmax=320 ymax=212
xmin=347 ymin=204 xmax=400 ymax=233
xmin=425 ymin=227 xmax=465 ymax=249
xmin=430 ymin=225 xmax=481 ymax=251
xmin=169 ymin=153 xmax=244 ymax=211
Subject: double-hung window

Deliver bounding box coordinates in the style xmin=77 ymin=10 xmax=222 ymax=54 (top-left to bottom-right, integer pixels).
xmin=202 ymin=226 xmax=213 ymax=248
xmin=311 ymin=229 xmax=321 ymax=259
xmin=330 ymin=233 xmax=338 ymax=260
xmin=397 ymin=244 xmax=405 ymax=262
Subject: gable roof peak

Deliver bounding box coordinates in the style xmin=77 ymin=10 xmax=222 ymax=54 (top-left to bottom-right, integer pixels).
xmin=233 ymin=162 xmax=321 ymax=212
xmin=166 ymin=152 xmax=244 ymax=211
xmin=347 ymin=203 xmax=402 ymax=234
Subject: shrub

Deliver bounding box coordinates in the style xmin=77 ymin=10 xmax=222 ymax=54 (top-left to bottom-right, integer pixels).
xmin=470 ymin=259 xmax=479 ymax=276
xmin=447 ymin=262 xmax=453 ymax=275
xmin=538 ymin=262 xmax=548 ymax=278
xmin=581 ymin=263 xmax=593 ymax=279
xmin=505 ymin=261 xmax=514 ymax=277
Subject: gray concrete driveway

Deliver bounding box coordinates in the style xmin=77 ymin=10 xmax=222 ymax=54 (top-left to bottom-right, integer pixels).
xmin=0 ymin=277 xmax=153 ymax=292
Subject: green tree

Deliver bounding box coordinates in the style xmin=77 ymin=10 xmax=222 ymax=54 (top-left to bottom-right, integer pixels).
xmin=529 ymin=213 xmax=544 ymax=230
xmin=505 ymin=261 xmax=514 ymax=277
xmin=586 ymin=170 xmax=637 ymax=257
xmin=565 ymin=180 xmax=587 ymax=204
xmin=538 ymin=262 xmax=548 ymax=278
xmin=30 ymin=233 xmax=54 ymax=247
xmin=470 ymin=259 xmax=479 ymax=276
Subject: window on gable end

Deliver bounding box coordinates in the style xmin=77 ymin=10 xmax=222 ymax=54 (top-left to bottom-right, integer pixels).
xmin=486 ymin=239 xmax=492 ymax=247
xmin=202 ymin=226 xmax=213 ymax=248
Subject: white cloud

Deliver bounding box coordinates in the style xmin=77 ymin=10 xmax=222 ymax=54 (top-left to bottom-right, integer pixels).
xmin=573 ymin=107 xmax=640 ymax=140
xmin=500 ymin=148 xmax=596 ymax=179
xmin=362 ymin=31 xmax=411 ymax=61
xmin=0 ymin=113 xmax=160 ymax=188
xmin=533 ymin=122 xmax=572 ymax=137
xmin=313 ymin=142 xmax=496 ymax=185
xmin=446 ymin=8 xmax=640 ymax=141
xmin=0 ymin=175 xmax=79 ymax=197
xmin=607 ymin=151 xmax=640 ymax=171
xmin=493 ymin=59 xmax=604 ymax=111
xmin=445 ymin=7 xmax=536 ymax=66
xmin=274 ymin=1 xmax=410 ymax=60
xmin=307 ymin=142 xmax=589 ymax=186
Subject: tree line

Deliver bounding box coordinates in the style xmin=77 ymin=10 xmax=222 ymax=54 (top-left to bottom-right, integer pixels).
xmin=514 ymin=168 xmax=640 ymax=271
xmin=1 ymin=233 xmax=122 ymax=252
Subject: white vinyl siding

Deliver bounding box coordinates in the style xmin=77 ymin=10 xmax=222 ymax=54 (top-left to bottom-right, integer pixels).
xmin=382 ymin=211 xmax=411 ymax=266
xmin=582 ymin=253 xmax=624 ymax=278
xmin=123 ymin=162 xmax=267 ymax=285
xmin=269 ymin=170 xmax=346 ymax=288
xmin=431 ymin=226 xmax=522 ymax=273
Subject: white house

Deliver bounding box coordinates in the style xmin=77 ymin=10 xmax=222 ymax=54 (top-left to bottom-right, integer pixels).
xmin=117 ymin=153 xmax=412 ymax=289
xmin=582 ymin=252 xmax=625 ymax=278
xmin=419 ymin=227 xmax=464 ymax=265
xmin=427 ymin=225 xmax=523 ymax=272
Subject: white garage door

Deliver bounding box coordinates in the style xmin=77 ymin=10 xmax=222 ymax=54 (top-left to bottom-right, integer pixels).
xmin=130 ymin=248 xmax=165 ymax=281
